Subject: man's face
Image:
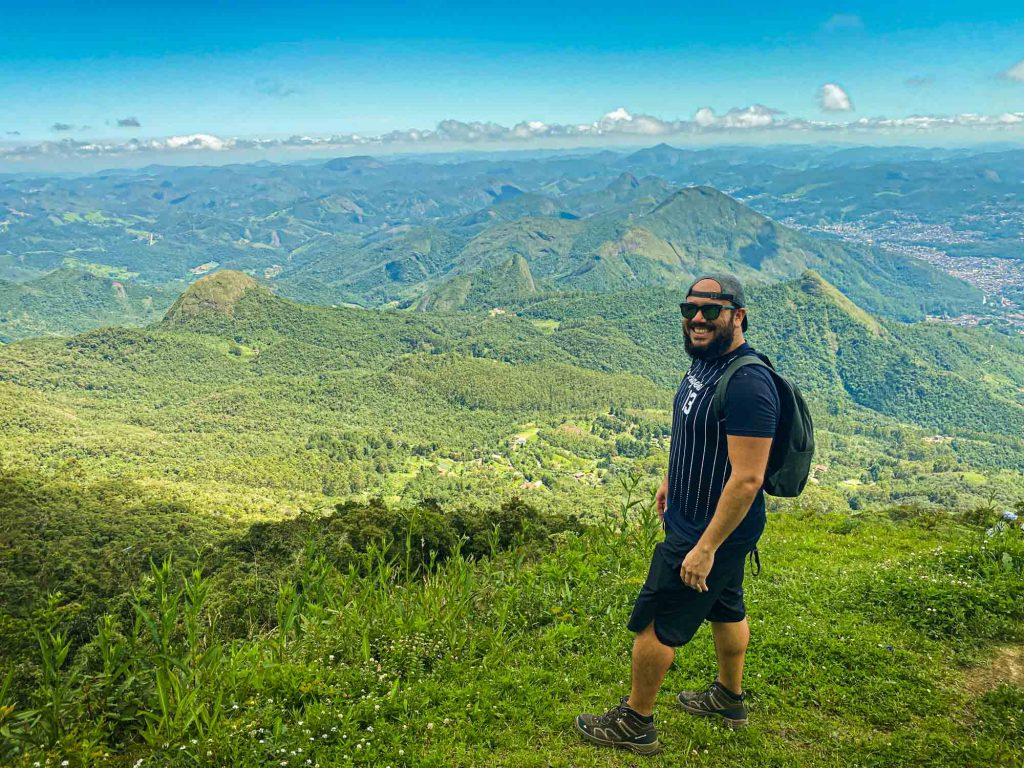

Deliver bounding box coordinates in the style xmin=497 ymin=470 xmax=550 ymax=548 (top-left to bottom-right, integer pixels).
xmin=682 ymin=297 xmax=738 ymax=360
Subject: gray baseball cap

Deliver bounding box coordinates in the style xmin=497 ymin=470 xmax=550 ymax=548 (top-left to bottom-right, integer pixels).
xmin=685 ymin=273 xmax=748 ymax=331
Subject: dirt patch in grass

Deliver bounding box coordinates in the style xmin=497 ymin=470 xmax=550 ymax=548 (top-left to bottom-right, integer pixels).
xmin=964 ymin=645 xmax=1024 ymax=694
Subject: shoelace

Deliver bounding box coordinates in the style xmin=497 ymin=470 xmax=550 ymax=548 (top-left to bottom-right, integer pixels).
xmin=598 ymin=698 xmax=638 ymax=726
xmin=597 ymin=707 xmax=627 ymax=726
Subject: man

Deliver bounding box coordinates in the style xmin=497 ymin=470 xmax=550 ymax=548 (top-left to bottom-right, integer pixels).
xmin=575 ymin=274 xmax=779 ymax=754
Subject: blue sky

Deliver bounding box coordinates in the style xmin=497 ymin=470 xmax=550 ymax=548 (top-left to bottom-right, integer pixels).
xmin=1 ymin=1 xmax=1022 ymax=167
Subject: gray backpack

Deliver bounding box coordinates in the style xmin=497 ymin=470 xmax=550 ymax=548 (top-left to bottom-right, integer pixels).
xmin=713 ymin=353 xmax=814 ymax=497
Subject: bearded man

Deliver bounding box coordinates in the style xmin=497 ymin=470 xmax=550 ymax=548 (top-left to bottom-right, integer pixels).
xmin=576 ymin=274 xmax=779 ymax=754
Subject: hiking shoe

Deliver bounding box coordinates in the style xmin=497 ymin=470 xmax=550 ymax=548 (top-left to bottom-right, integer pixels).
xmin=575 ymin=696 xmax=661 ymax=755
xmin=676 ymin=681 xmax=749 ymax=729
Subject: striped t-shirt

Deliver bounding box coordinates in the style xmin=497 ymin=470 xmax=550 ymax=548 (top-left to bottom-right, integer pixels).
xmin=663 ymin=343 xmax=779 ymax=552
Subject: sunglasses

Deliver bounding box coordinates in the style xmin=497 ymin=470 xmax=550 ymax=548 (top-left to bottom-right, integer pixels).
xmin=679 ymin=302 xmax=739 ymax=322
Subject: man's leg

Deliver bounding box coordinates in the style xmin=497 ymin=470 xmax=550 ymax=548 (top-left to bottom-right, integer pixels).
xmin=711 ymin=618 xmax=749 ymax=695
xmin=575 ymin=621 xmax=666 ymax=753
xmin=627 ymin=622 xmax=675 ymax=716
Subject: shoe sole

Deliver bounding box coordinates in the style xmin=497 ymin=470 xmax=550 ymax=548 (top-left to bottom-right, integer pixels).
xmin=574 ymin=719 xmax=663 ymax=755
xmin=676 ymin=698 xmax=749 ymax=730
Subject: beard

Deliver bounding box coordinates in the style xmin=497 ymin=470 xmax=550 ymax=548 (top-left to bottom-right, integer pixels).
xmin=683 ymin=320 xmax=736 ymax=360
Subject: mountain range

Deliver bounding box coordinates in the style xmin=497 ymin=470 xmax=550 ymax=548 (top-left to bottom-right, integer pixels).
xmin=5 ymin=144 xmax=1009 ymax=340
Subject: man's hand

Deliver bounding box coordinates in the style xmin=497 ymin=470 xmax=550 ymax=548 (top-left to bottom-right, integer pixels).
xmin=655 ymin=476 xmax=668 ymax=521
xmin=680 ymin=546 xmax=714 ymax=592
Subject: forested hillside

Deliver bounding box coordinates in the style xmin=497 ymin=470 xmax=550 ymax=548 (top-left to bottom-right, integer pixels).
xmin=2 ymin=270 xmax=1021 ymax=513
xmin=0 ymin=268 xmax=177 ymax=341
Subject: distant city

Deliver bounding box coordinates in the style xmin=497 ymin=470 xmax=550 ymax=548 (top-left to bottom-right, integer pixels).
xmin=785 ymin=213 xmax=1024 ymax=333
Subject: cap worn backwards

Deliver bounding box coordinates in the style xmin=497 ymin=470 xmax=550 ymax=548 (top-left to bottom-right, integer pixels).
xmin=686 ymin=273 xmax=748 ymax=331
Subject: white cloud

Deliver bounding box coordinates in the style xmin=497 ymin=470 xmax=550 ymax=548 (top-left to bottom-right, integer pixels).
xmin=602 ymin=107 xmax=632 ymax=123
xmin=163 ymin=134 xmax=228 ymax=151
xmin=694 ymin=105 xmax=781 ymax=129
xmin=822 ymin=13 xmax=863 ymax=32
xmin=849 ymin=112 xmax=1024 ymax=130
xmin=820 ymin=83 xmax=854 ymax=112
xmin=434 ymin=119 xmax=512 ymax=142
xmin=1002 ymin=59 xmax=1024 ymax=82
xmin=589 ymin=108 xmax=680 ymax=135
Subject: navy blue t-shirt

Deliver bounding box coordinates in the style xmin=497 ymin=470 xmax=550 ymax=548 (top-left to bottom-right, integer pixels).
xmin=663 ymin=343 xmax=779 ymax=552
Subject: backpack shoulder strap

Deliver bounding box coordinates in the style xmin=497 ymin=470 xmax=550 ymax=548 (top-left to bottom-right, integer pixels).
xmin=713 ymin=354 xmax=768 ymax=420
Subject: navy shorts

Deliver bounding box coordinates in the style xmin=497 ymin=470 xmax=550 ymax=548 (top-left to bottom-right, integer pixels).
xmin=626 ymin=540 xmax=752 ymax=648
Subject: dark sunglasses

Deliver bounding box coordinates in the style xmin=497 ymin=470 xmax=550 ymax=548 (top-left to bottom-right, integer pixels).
xmin=679 ymin=302 xmax=739 ymax=322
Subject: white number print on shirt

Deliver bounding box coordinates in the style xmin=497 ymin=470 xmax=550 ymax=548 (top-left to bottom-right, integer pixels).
xmin=681 ymin=390 xmax=699 ymax=415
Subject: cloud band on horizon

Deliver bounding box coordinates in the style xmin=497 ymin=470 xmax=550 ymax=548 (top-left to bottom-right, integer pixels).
xmin=4 ymin=106 xmax=1024 ymax=164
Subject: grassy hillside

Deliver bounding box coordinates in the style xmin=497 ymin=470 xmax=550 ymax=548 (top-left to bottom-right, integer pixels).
xmin=2 ymin=147 xmax=1022 ymax=768
xmin=2 ymin=487 xmax=1022 ymax=767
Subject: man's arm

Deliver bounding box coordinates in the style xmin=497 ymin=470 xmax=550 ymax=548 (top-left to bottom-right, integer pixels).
xmin=680 ymin=434 xmax=772 ymax=592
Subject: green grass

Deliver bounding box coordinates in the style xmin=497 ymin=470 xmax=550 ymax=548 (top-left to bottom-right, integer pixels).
xmin=61 ymin=257 xmax=139 ymax=280
xmin=3 ymin=501 xmax=1022 ymax=767
xmin=529 ymin=319 xmax=560 ymax=335
xmin=514 ymin=425 xmax=541 ymax=442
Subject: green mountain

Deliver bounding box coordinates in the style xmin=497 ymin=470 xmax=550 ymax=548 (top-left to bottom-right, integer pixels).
xmin=3 ymin=150 xmax=1024 ymax=768
xmin=9 ymin=144 xmax=1015 ymax=337
xmin=0 ymin=267 xmax=176 ymax=341
xmin=565 ymin=171 xmax=675 ymax=217
xmin=2 ymin=269 xmax=1021 ymax=610
xmin=162 ymin=269 xmax=266 ymax=322
xmin=4 ymin=145 xmax=1019 ymax=284
xmin=509 ymin=269 xmax=1024 ymax=445
xmin=3 ymin=183 xmax=976 ymax=339
xmin=278 ymin=224 xmax=469 ymax=305
xmin=641 ymin=187 xmax=979 ymax=320
xmin=415 ymin=254 xmax=538 ymax=312
xmin=393 ymin=187 xmax=978 ymax=319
